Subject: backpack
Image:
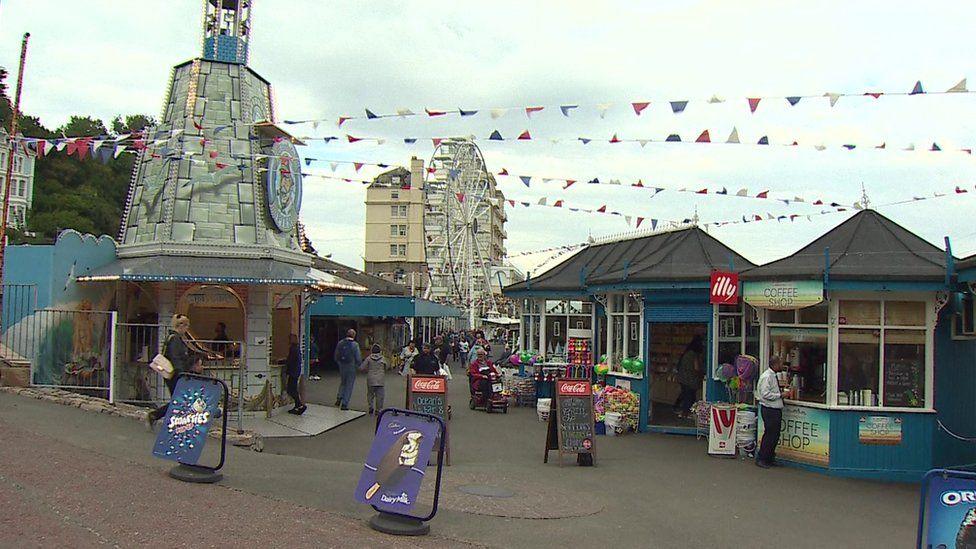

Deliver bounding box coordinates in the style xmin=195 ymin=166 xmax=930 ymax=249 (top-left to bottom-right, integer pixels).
xmin=337 ymin=340 xmax=353 ymax=365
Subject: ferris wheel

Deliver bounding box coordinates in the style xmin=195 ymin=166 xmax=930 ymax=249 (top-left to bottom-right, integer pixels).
xmin=423 ymin=138 xmax=498 ymax=326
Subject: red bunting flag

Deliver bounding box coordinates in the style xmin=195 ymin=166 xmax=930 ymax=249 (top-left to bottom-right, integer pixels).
xmin=525 ymin=106 xmax=544 ymax=117
xmin=633 ymin=179 xmax=644 ymax=187
xmin=346 ymin=135 xmax=362 ymax=143
xmin=756 ymin=190 xmax=769 ymax=198
xmin=433 ymin=138 xmax=442 ymax=147
xmin=956 ymin=186 xmax=968 ymax=194
xmin=553 ymin=200 xmax=564 ymax=207
xmin=517 ymin=130 xmax=531 ymax=140
xmin=508 ymin=200 xmax=515 ymax=207
xmin=636 ymin=217 xmax=644 ymax=228
xmin=354 ymin=162 xmax=364 ymax=171
xmin=813 ymin=200 xmax=824 ymax=205
xmin=498 ymin=168 xmax=509 ymax=176
xmin=597 ymin=205 xmax=607 ymax=213
xmin=748 ymin=97 xmax=761 ymax=113
xmin=632 ymin=102 xmax=650 ymax=115
xmin=609 ymin=133 xmax=621 ymax=144
xmin=696 ymin=130 xmax=711 ymax=143
xmin=563 ymin=180 xmax=576 ymax=189
xmin=425 ymin=108 xmax=447 ymax=117
xmin=864 ymin=92 xmax=883 ymax=99
xmin=338 ymin=116 xmax=350 ymax=127
xmin=696 ymin=188 xmax=708 ymax=194
xmin=876 ymin=143 xmax=886 ymax=149
xmin=754 ymin=214 xmax=763 ymax=221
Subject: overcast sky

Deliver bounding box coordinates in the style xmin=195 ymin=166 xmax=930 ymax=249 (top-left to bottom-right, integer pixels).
xmin=1 ymin=1 xmax=975 ymax=271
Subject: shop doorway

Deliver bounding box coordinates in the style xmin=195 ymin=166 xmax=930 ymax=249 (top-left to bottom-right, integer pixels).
xmin=648 ymin=322 xmax=708 ymax=428
xmin=311 ymin=318 xmax=359 ymax=372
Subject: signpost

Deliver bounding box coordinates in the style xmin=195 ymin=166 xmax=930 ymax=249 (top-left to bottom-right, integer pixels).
xmin=405 ymin=375 xmax=450 ymax=465
xmin=545 ymin=379 xmax=596 ymax=466
xmin=151 ymin=372 xmax=229 ymax=483
xmin=356 ymin=408 xmax=446 ymax=536
xmin=917 ymin=469 xmax=976 ymax=548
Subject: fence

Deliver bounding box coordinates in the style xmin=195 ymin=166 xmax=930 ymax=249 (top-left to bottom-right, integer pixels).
xmin=114 ymin=323 xmax=166 ymax=405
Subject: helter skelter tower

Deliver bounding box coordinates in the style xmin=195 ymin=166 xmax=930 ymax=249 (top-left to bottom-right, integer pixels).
xmin=103 ymin=1 xmax=325 ymax=412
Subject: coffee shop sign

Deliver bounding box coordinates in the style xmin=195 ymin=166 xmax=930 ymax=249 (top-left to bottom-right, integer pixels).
xmin=743 ymin=281 xmax=824 ymax=310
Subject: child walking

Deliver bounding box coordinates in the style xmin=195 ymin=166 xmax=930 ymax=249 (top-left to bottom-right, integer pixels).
xmin=360 ymin=344 xmax=387 ymax=415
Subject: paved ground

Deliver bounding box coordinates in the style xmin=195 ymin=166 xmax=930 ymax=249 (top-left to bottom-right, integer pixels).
xmin=0 ymin=366 xmax=921 ymax=548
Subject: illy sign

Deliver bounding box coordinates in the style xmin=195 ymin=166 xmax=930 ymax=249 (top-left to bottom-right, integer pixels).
xmin=411 ymin=376 xmax=446 ymax=394
xmin=557 ymin=380 xmax=592 ymax=396
xmin=710 ymin=271 xmax=739 ymax=305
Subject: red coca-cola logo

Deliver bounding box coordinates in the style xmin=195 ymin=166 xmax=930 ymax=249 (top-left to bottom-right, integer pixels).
xmin=557 ymin=380 xmax=591 ymax=396
xmin=411 ymin=376 xmax=446 ymax=393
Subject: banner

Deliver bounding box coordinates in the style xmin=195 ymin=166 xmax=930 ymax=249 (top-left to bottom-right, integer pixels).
xmin=708 ymin=405 xmax=738 ymax=456
xmin=152 ymin=376 xmax=222 ymax=465
xmin=758 ymin=404 xmax=830 ymax=466
xmin=355 ymin=411 xmax=440 ymax=514
xmin=743 ymin=280 xmax=824 ymax=310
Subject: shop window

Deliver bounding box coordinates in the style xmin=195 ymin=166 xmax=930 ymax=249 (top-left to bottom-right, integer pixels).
xmin=883 ymin=329 xmax=925 ymax=407
xmin=767 ymin=309 xmax=795 ymax=324
xmin=840 ymin=300 xmax=880 ymax=326
xmin=798 ymin=303 xmax=828 ymax=324
xmin=838 ymin=329 xmax=881 ymax=405
xmin=606 ymin=293 xmax=642 ymax=374
xmin=769 ymin=327 xmax=828 ymax=404
xmin=885 ymin=301 xmax=926 ymax=326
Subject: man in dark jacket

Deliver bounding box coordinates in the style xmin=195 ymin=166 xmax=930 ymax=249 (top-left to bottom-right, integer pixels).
xmin=286 ymin=333 xmax=306 ymax=415
xmin=334 ymin=329 xmax=362 ymax=410
xmin=412 ymin=343 xmax=441 ymax=375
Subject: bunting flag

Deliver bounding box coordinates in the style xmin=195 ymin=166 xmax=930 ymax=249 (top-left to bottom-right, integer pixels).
xmin=525 ymin=106 xmax=544 ymax=117
xmin=696 ymin=130 xmax=710 ymax=143
xmin=670 ymin=101 xmax=688 ymax=114
xmin=490 ymin=108 xmax=507 ymax=119
xmin=632 ymin=102 xmax=650 ymax=115
xmin=910 ymin=81 xmax=924 ymax=95
xmin=425 ymin=108 xmax=447 ymax=117
xmin=459 ymin=108 xmax=478 ymax=117
xmin=948 ymin=78 xmax=968 ymax=93
xmin=519 ymin=176 xmax=531 ymax=187
xmin=517 ymin=130 xmax=532 ymax=140
xmin=560 ymin=105 xmax=578 ymax=116
xmin=786 ymin=96 xmax=802 ymax=106
xmin=489 ymin=130 xmax=503 ymax=141
xmin=726 ymin=127 xmax=740 ymax=144
xmin=825 ymin=92 xmax=841 ymax=107
xmin=365 ymin=109 xmax=379 ymax=119
xmin=748 ymin=98 xmax=761 ymax=113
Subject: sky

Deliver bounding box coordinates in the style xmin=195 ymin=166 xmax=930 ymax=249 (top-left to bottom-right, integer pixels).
xmin=1 ymin=0 xmax=975 ymax=272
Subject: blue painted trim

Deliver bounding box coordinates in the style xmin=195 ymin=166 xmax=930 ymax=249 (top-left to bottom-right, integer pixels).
xmin=960 ymin=271 xmax=976 ymax=283
xmin=503 ymin=290 xmax=587 ymax=298
xmin=647 ymin=425 xmax=698 ymax=436
xmin=827 ymin=280 xmax=946 ymax=291
xmin=587 ymin=281 xmax=710 ymax=291
xmin=772 ymin=458 xmax=925 ymax=483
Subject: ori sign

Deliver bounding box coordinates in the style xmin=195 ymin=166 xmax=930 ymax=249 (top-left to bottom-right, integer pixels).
xmin=710 ymin=272 xmax=739 ymax=305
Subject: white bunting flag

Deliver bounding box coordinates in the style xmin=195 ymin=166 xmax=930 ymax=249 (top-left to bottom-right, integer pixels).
xmin=825 ymin=92 xmax=841 ymax=107
xmin=726 ymin=127 xmax=740 ymax=144
xmin=947 ymin=79 xmax=968 ymax=93
xmin=596 ymin=103 xmax=612 ymax=119
xmin=708 ymin=95 xmax=725 ymax=104
xmin=490 ymin=108 xmax=508 ymax=119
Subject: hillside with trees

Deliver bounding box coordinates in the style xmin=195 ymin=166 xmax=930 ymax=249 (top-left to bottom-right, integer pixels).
xmin=0 ymin=67 xmax=153 ymax=244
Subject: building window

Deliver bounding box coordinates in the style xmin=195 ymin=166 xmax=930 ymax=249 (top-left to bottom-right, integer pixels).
xmin=391 ymin=204 xmax=408 ymax=218
xmin=837 ymin=299 xmax=927 ymax=408
xmin=390 ymin=224 xmax=407 ymax=237
xmin=392 ymin=176 xmax=401 ymax=186
xmin=389 ymin=244 xmax=406 ymax=257
xmin=12 ymin=155 xmax=22 ymax=174
xmin=606 ymin=294 xmax=642 ymax=375
xmin=522 ymin=299 xmax=542 ymax=353
xmin=767 ymin=304 xmax=829 ymax=404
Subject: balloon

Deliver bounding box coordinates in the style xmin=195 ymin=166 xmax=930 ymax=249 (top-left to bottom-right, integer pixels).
xmin=620 ymin=358 xmax=634 ymax=371
xmin=600 ymin=354 xmax=607 ymax=363
xmin=528 ymin=357 xmax=537 ymax=366
xmin=509 ymin=354 xmax=521 ymax=366
xmin=595 ymin=363 xmax=609 ymax=375
xmin=632 ymin=358 xmax=645 ymax=371
xmin=520 ymin=351 xmax=532 ymax=362
xmin=729 ymin=376 xmax=741 ymax=391
xmin=721 ymin=363 xmax=736 ymax=381
xmin=736 ymin=355 xmax=758 ymax=381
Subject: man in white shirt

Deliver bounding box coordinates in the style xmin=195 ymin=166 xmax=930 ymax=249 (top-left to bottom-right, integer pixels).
xmin=756 ymin=356 xmax=791 ymax=468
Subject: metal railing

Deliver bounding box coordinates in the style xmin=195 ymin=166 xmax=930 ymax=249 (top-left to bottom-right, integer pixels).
xmin=194 ymin=338 xmax=247 ymax=433
xmin=114 ymin=322 xmax=166 ymax=405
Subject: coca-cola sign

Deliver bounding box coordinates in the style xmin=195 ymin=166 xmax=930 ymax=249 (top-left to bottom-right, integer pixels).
xmin=710 ymin=271 xmax=739 ymax=305
xmin=557 ymin=380 xmax=592 ymax=396
xmin=411 ymin=376 xmax=446 ymax=394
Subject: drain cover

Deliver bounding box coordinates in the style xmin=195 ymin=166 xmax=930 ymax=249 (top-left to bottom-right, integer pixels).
xmin=457 ymin=484 xmax=515 ymax=498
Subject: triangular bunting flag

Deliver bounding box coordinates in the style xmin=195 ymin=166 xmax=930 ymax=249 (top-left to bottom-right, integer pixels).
xmin=747 ymin=97 xmax=761 ymax=113
xmin=814 ymin=144 xmax=826 ymax=151
xmin=346 ymin=135 xmax=362 ymax=143
xmin=525 ymin=106 xmax=544 ymax=117
xmin=636 ymin=217 xmax=644 ymax=228
xmin=665 ymin=134 xmax=681 ymax=142
xmin=365 ymin=109 xmax=379 ymax=119
xmin=596 ymin=103 xmax=612 ymax=118
xmin=597 ymin=205 xmax=606 ymax=213
xmin=736 ymin=188 xmax=748 ymax=197
xmin=670 ymin=101 xmax=688 ymax=113
xmin=455 ymin=192 xmax=465 ymax=203
xmin=632 ymin=102 xmax=650 ymax=115
xmin=432 ymin=138 xmax=442 ymax=147
xmin=517 ymin=130 xmax=531 ymax=140
xmin=708 ymin=95 xmax=724 ymax=104
xmin=338 ymin=116 xmax=350 ymax=127
xmin=609 ymin=133 xmax=621 ymax=144
xmin=956 ymin=186 xmax=968 ymax=194
xmin=786 ymin=96 xmax=802 ymax=106
xmin=625 ymin=216 xmax=632 ymax=225
xmin=563 ymin=180 xmax=576 ymax=189
xmin=113 ymin=145 xmax=126 ymax=158
xmin=537 ymin=197 xmax=547 ymax=206
xmin=554 ymin=200 xmax=564 ymax=207
xmin=864 ymin=92 xmax=882 ymax=99
xmin=947 ymin=78 xmax=968 ymax=93
xmin=330 ymin=162 xmax=339 ymax=172
xmin=519 ymin=176 xmax=531 ymax=187
xmin=488 ymin=130 xmax=504 ymax=141
xmin=843 ymin=144 xmax=856 ymax=150
xmin=696 ymin=188 xmax=708 ymax=194
xmin=459 ymin=108 xmax=478 ymax=117
xmin=559 ymin=105 xmax=578 ymax=116
xmin=824 ymin=92 xmax=841 ymax=106
xmin=727 ymin=128 xmax=740 ymax=144
xmin=498 ymin=168 xmax=509 ymax=176
xmin=718 ymin=187 xmax=728 ymax=195
xmin=353 ymin=162 xmax=364 ymax=172
xmin=931 ymin=143 xmax=941 ymax=151
xmin=579 ymin=138 xmax=591 ymax=144
xmin=757 ymin=136 xmax=769 ymax=145
xmin=403 ymin=137 xmax=417 ymax=144
xmin=651 ymin=219 xmax=658 ymax=230
xmin=904 ymin=144 xmax=915 ymax=151
xmin=588 ymin=178 xmax=600 ymax=184
xmin=637 ymin=139 xmax=649 ymax=148
xmin=756 ymin=190 xmax=769 ymax=198
xmin=395 ymin=108 xmax=415 ymax=117
xmin=425 ymin=108 xmax=447 ymax=117
xmin=507 ymin=200 xmax=515 ymax=207
xmin=910 ymin=81 xmax=924 ymax=95
xmin=490 ymin=108 xmax=507 ymax=119
xmin=696 ymin=130 xmax=710 ymax=143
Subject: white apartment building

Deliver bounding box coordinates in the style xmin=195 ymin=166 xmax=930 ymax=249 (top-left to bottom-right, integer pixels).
xmin=0 ymin=130 xmax=35 ymax=230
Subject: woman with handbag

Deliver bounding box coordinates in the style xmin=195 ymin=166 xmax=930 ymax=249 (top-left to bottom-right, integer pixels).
xmin=145 ymin=314 xmax=202 ymax=430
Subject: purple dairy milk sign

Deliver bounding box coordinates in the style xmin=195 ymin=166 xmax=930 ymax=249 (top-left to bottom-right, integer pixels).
xmin=355 ymin=411 xmax=440 ymax=514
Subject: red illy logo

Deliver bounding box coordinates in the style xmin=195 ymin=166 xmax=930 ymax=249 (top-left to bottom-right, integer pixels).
xmin=710 ymin=271 xmax=739 ymax=305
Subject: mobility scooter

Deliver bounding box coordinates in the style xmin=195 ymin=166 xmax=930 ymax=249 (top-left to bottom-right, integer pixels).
xmin=468 ymin=365 xmax=509 ymax=413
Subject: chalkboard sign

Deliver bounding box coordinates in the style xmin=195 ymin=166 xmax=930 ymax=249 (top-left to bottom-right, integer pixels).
xmin=406 ymin=375 xmax=450 ymax=465
xmin=883 ymin=360 xmax=923 ymax=408
xmin=545 ymin=379 xmax=595 ymax=466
